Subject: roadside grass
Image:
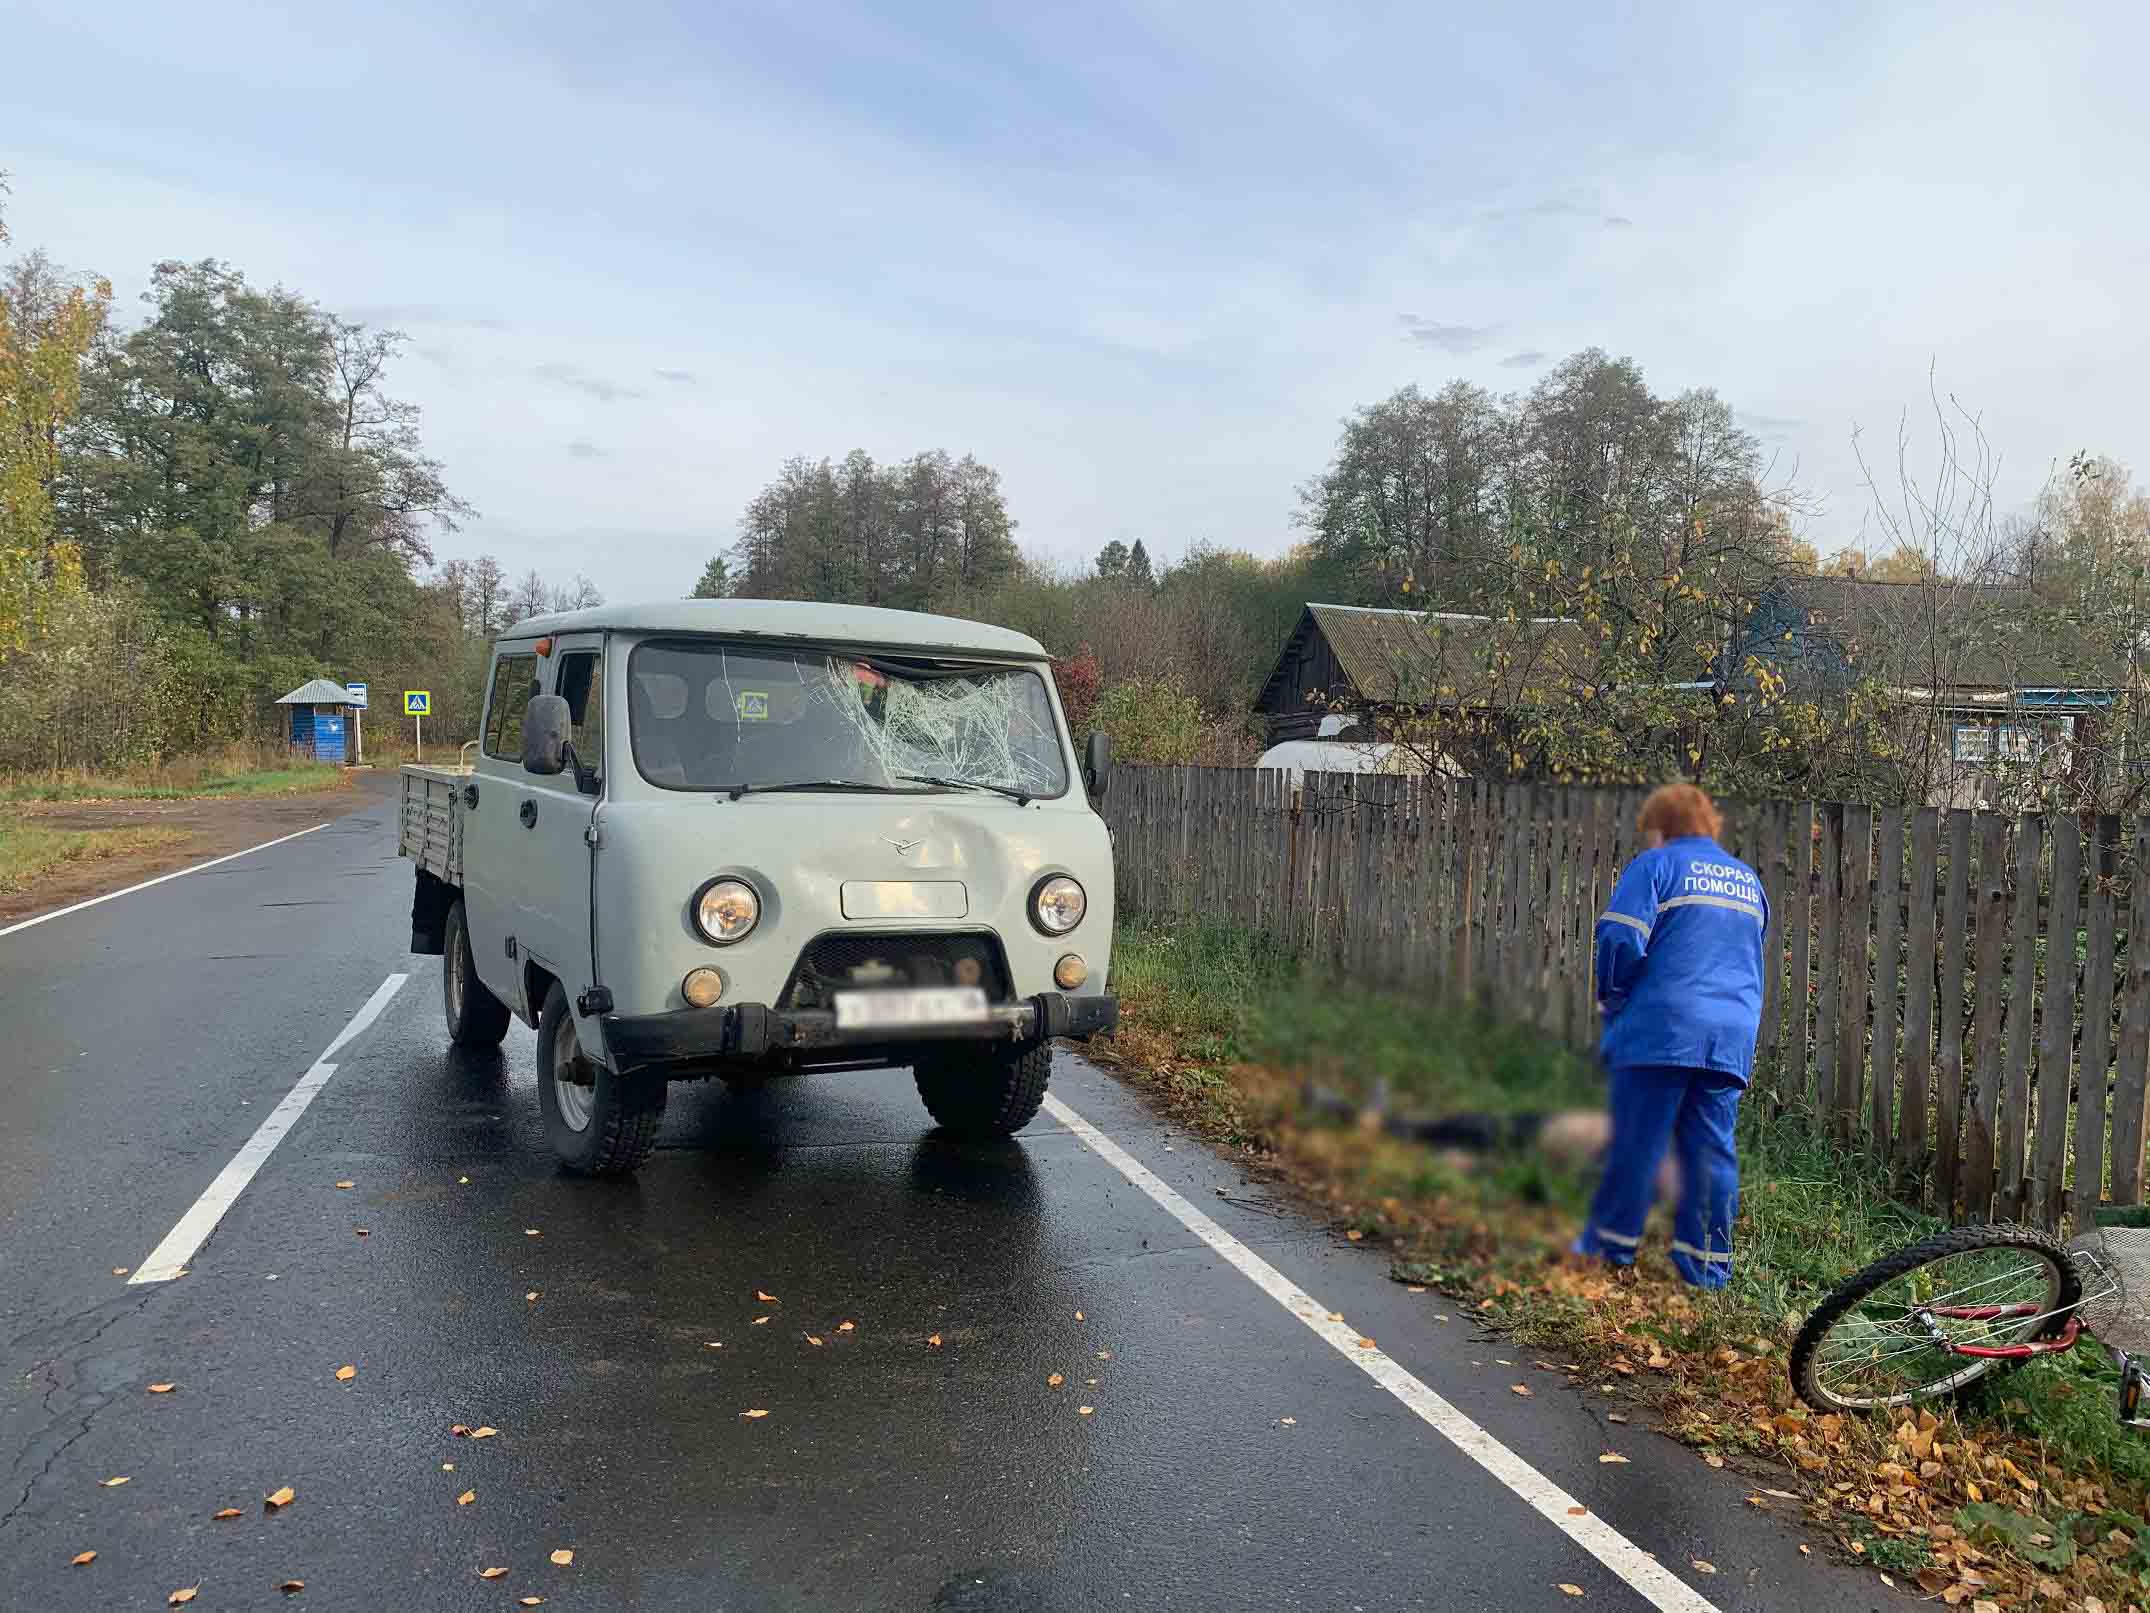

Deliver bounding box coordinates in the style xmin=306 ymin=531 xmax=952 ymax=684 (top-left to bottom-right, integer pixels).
xmin=0 ymin=823 xmax=190 ymax=894
xmin=0 ymin=742 xmax=351 ymax=802
xmin=1103 ymin=916 xmax=2150 ymax=1611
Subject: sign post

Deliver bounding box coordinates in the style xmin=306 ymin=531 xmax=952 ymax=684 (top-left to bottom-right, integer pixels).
xmin=345 ymin=681 xmax=369 ymax=764
xmin=404 ymin=690 xmax=431 ymax=762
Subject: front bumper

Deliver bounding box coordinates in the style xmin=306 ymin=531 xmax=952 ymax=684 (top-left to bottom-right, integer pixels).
xmin=601 ymin=992 xmax=1119 ymax=1073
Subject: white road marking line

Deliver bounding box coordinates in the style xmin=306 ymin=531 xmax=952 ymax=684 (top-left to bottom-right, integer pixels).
xmin=129 ymin=972 xmax=409 ymax=1284
xmin=1041 ymin=1092 xmax=1723 ymax=1613
xmin=0 ymin=822 xmax=330 ymax=940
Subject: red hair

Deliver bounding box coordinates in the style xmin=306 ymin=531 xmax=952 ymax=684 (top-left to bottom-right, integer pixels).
xmin=1638 ymin=783 xmax=1723 ymax=843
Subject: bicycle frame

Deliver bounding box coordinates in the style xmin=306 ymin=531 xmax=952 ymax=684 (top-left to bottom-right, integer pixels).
xmin=1919 ymin=1303 xmax=2084 ymax=1360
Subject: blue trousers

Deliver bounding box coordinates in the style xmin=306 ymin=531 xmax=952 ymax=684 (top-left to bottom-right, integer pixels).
xmin=1572 ymin=1065 xmax=1743 ymax=1289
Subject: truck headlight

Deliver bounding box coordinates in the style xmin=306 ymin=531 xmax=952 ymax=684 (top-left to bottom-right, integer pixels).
xmin=1031 ymin=874 xmax=1085 ymax=936
xmin=693 ymin=878 xmax=760 ymax=945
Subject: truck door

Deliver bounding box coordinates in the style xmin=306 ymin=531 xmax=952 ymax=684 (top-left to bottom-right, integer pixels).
xmin=462 ymin=643 xmax=541 ymax=1013
xmin=516 ymin=634 xmax=603 ymax=1026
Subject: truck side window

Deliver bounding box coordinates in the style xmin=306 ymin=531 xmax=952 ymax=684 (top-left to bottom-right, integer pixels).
xmin=484 ymin=653 xmax=539 ymax=761
xmin=556 ymin=651 xmax=603 ymax=778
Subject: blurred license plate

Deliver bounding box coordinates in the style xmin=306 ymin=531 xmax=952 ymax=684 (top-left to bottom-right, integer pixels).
xmin=833 ymin=986 xmax=989 ymax=1030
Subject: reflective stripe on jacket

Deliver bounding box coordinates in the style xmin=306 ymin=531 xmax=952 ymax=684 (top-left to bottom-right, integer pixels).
xmin=1595 ymin=836 xmax=1768 ymax=1082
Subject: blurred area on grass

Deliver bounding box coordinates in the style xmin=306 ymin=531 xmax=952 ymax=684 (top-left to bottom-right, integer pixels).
xmin=0 ymin=741 xmax=351 ymax=802
xmin=1104 ymin=915 xmax=2150 ymax=1604
xmin=0 ymin=823 xmax=189 ymax=894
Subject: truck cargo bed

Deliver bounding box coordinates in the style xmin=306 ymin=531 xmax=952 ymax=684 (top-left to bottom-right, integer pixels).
xmin=399 ymin=765 xmax=470 ymax=885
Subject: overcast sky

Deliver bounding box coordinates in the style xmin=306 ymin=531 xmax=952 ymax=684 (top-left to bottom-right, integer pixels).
xmin=12 ymin=1 xmax=2148 ymax=598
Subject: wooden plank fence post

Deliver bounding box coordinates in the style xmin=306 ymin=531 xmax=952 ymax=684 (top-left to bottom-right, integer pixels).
xmin=1835 ymin=804 xmax=1873 ymax=1143
xmin=2071 ymin=818 xmax=2120 ymax=1228
xmin=2112 ymin=820 xmax=2150 ymax=1206
xmin=1872 ymin=806 xmax=1904 ymax=1160
xmin=1965 ymin=814 xmax=2014 ymax=1223
xmin=1999 ymin=816 xmax=2045 ymax=1221
xmin=1788 ymin=802 xmax=1817 ymax=1112
xmin=1899 ymin=808 xmax=1939 ymax=1193
xmin=1815 ymin=805 xmax=1843 ymax=1125
xmin=1934 ymin=812 xmax=1974 ymax=1216
xmin=2033 ymin=815 xmax=2083 ymax=1229
xmin=1756 ymin=804 xmax=1788 ymax=1107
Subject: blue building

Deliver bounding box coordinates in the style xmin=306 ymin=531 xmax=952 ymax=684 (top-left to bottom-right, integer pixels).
xmin=277 ymin=679 xmax=357 ymax=763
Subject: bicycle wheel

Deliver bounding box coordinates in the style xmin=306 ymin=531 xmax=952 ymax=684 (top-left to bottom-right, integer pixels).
xmin=1791 ymin=1224 xmax=2080 ymax=1414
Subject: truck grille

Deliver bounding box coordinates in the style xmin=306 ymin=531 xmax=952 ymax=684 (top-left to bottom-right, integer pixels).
xmin=776 ymin=932 xmax=1015 ymax=1012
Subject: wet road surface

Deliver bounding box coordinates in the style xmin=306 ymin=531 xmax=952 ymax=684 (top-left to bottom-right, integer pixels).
xmin=1 ymin=784 xmax=1896 ymax=1611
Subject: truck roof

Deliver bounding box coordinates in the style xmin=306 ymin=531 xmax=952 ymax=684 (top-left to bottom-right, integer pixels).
xmin=502 ymin=599 xmax=1051 ymax=660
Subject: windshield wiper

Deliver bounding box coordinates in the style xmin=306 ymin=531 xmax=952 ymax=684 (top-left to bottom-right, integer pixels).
xmin=723 ymin=779 xmax=906 ymax=801
xmin=896 ymin=772 xmax=1034 ymax=805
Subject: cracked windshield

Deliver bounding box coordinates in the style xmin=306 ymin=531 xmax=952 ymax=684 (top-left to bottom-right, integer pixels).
xmin=629 ymin=642 xmax=1067 ymax=794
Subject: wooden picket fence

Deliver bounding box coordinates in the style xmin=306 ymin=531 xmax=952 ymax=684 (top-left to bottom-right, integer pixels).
xmin=1102 ymin=765 xmax=2150 ymax=1232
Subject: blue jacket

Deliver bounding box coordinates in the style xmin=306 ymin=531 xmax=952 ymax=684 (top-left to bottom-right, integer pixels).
xmin=1595 ymin=836 xmax=1768 ymax=1082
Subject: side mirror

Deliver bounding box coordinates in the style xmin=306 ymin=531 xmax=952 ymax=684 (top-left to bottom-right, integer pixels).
xmin=522 ymin=694 xmax=571 ymax=776
xmin=1083 ymin=731 xmax=1112 ymax=799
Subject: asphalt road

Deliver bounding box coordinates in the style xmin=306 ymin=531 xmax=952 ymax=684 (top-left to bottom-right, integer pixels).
xmin=1 ymin=780 xmax=1898 ymax=1612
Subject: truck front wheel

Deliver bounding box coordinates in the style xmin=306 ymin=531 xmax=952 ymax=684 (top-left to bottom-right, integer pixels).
xmin=537 ymin=983 xmax=665 ymax=1175
xmin=914 ymin=1042 xmax=1052 ymax=1138
xmin=443 ymin=899 xmax=511 ymax=1049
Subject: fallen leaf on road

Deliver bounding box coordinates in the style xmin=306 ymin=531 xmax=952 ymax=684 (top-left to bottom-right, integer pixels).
xmin=1606 ymin=1415 xmax=1628 ymax=1424
xmin=335 ymin=1366 xmax=355 ymax=1382
xmin=279 ymin=1580 xmax=305 ymax=1594
xmin=838 ymin=1321 xmax=855 ymax=1332
xmin=442 ymin=1464 xmax=454 ymax=1472
xmin=928 ymin=1334 xmax=942 ymax=1348
xmin=1598 ymin=1453 xmax=1629 ymax=1465
xmin=741 ymin=1409 xmax=769 ymax=1419
xmin=1086 ymin=1378 xmax=1098 ymax=1386
xmin=752 ymin=1317 xmax=770 ymax=1326
xmin=1691 ymin=1560 xmax=1716 ymax=1575
xmin=755 ymin=1290 xmax=778 ymax=1302
xmin=457 ymin=1490 xmax=476 ymax=1506
xmin=1510 ymin=1384 xmax=1533 ymax=1397
xmin=1646 ymin=1350 xmax=1671 ymax=1368
xmin=1406 ymin=1285 xmax=1427 ymax=1294
xmin=1280 ymin=1417 xmax=1296 ymax=1425
xmin=100 ymin=1476 xmax=129 ymax=1487
xmin=354 ymin=1227 xmax=369 ymax=1237
xmin=1356 ymin=1338 xmax=1376 ymax=1350
xmin=549 ymin=1549 xmax=573 ymax=1566
xmin=1971 ymin=1602 xmax=2000 ymax=1613
xmin=451 ymin=1424 xmax=470 ymax=1436
xmin=70 ymin=1551 xmax=96 ymax=1566
xmin=212 ymin=1509 xmax=241 ymax=1520
xmin=1703 ymin=1454 xmax=1724 ymax=1469
xmin=1326 ymin=1311 xmax=1344 ymax=1322
xmin=112 ymin=1267 xmax=128 ymax=1276
xmin=1097 ymin=1350 xmax=1111 ymax=1360
xmin=335 ymin=1181 xmax=354 ymax=1190
xmin=1559 ymin=1585 xmax=1584 ymax=1598
xmin=524 ymin=1229 xmax=540 ymax=1237
xmin=1798 ymin=1546 xmax=1810 ymax=1556
xmin=706 ymin=1342 xmax=722 ymax=1349
xmin=265 ymin=1486 xmax=296 ymax=1509
xmin=1077 ymin=1406 xmax=1094 ymax=1416
xmin=806 ymin=1335 xmax=823 ymax=1347
xmin=149 ymin=1382 xmax=175 ymax=1394
xmin=1048 ymin=1374 xmax=1064 ymax=1388
xmin=1567 ymin=1506 xmax=1586 ymax=1517
xmin=1074 ymin=1311 xmax=1084 ymax=1321
xmin=1762 ymin=1489 xmax=1796 ymax=1500
xmin=526 ymin=1292 xmax=539 ymax=1302
xmin=520 ymin=1600 xmax=545 ymax=1608
xmin=459 ymin=1176 xmax=470 ymax=1184
xmin=480 ymin=1567 xmax=508 ymax=1580
xmin=471 ymin=1427 xmax=498 ymax=1440
xmin=169 ymin=1587 xmax=199 ymax=1606
xmin=1346 ymin=1230 xmax=1363 ymax=1241
xmin=1880 ymin=1575 xmax=1895 ymax=1590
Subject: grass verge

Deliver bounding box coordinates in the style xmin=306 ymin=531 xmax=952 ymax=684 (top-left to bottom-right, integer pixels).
xmin=1100 ymin=917 xmax=2150 ymax=1612
xmin=0 ymin=823 xmax=190 ymax=894
xmin=1 ymin=743 xmax=351 ymax=802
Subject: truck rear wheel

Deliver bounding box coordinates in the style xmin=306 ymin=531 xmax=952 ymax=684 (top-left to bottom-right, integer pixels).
xmin=443 ymin=899 xmax=511 ymax=1049
xmin=914 ymin=1042 xmax=1052 ymax=1138
xmin=537 ymin=983 xmax=665 ymax=1175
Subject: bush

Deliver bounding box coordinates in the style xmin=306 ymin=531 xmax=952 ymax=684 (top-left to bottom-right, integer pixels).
xmin=1090 ymin=675 xmax=1211 ymax=763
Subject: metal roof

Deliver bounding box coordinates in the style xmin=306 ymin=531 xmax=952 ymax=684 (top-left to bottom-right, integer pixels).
xmin=1257 ymin=603 xmax=1588 ymax=711
xmin=276 ymin=678 xmax=357 ymax=706
xmin=499 ymin=599 xmax=1050 ymax=660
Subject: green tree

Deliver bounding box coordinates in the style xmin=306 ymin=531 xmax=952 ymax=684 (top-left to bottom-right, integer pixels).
xmin=691 ymin=554 xmax=732 ymax=598
xmin=1095 ymin=539 xmax=1130 ymax=581
xmin=1090 ymin=675 xmax=1210 ymax=764
xmin=1126 ymin=539 xmax=1154 ymax=589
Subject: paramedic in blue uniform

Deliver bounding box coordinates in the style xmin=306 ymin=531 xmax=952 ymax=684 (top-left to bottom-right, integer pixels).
xmin=1573 ymin=784 xmax=1767 ymax=1289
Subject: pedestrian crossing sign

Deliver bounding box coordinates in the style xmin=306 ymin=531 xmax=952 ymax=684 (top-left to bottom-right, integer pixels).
xmin=404 ymin=690 xmax=431 ymax=716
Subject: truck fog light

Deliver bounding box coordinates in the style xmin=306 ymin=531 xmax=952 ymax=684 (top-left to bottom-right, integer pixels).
xmin=1054 ymin=954 xmax=1089 ymax=991
xmin=683 ymin=967 xmax=726 ymax=1008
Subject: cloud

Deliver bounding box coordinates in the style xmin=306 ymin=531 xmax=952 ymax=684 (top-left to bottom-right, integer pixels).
xmin=1399 ymin=314 xmax=1498 ymax=354
xmin=566 ymin=437 xmax=605 ymax=459
xmin=653 ymin=368 xmax=698 ymax=384
xmin=1740 ymin=412 xmax=1806 ymax=437
xmin=1481 ymin=199 xmax=1633 ymax=230
xmin=1499 ymin=350 xmax=1549 ymax=369
xmin=533 ymin=362 xmax=644 ymax=403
